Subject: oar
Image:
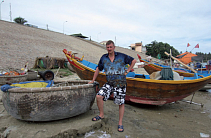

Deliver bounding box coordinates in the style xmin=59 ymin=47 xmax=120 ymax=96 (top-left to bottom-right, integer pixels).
xmin=164 ymin=52 xmax=204 ymax=78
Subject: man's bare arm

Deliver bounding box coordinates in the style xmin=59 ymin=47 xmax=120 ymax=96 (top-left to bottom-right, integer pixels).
xmin=88 ymin=67 xmax=100 ymax=84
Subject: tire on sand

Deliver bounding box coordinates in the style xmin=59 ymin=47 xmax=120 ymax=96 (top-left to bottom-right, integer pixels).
xmin=38 ymin=70 xmax=54 ymax=81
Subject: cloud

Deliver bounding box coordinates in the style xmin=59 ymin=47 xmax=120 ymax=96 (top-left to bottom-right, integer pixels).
xmin=1 ymin=0 xmax=211 ymax=53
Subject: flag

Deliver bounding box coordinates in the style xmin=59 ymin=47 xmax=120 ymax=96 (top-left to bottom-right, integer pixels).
xmin=195 ymin=44 xmax=199 ymax=48
xmin=187 ymin=43 xmax=190 ymax=47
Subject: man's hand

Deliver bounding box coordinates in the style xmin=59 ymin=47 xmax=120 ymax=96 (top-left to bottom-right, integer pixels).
xmin=88 ymin=80 xmax=94 ymax=84
xmin=124 ymin=70 xmax=129 ymax=76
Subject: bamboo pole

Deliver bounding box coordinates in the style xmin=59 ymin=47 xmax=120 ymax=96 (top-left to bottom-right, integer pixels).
xmin=170 ymin=49 xmax=172 ymax=68
xmin=164 ymin=52 xmax=197 ymax=73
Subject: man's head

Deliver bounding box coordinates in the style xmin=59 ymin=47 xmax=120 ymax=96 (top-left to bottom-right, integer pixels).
xmin=106 ymin=40 xmax=115 ymax=54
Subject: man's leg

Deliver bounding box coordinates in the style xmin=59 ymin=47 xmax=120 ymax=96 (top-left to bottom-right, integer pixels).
xmin=118 ymin=104 xmax=124 ymax=131
xmin=92 ymin=95 xmax=104 ymax=120
xmin=92 ymin=83 xmax=111 ymax=121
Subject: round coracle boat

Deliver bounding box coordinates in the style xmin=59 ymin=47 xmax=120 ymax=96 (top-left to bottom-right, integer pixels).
xmin=2 ymin=80 xmax=99 ymax=121
xmin=0 ymin=73 xmax=28 ymax=85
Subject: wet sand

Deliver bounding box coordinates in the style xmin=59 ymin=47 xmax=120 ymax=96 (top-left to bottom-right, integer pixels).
xmin=1 ymin=73 xmax=211 ymax=138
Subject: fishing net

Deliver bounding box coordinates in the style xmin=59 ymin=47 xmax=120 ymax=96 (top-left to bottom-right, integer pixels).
xmin=160 ymin=67 xmax=174 ymax=80
xmin=33 ymin=56 xmax=66 ymax=69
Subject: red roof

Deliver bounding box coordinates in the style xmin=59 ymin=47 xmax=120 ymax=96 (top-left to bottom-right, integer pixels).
xmin=176 ymin=52 xmax=197 ymax=64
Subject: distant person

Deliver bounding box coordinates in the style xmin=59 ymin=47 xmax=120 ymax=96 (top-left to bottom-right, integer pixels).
xmin=146 ymin=56 xmax=152 ymax=62
xmin=176 ymin=63 xmax=180 ymax=68
xmin=190 ymin=62 xmax=194 ymax=69
xmin=208 ymin=60 xmax=211 ymax=65
xmin=149 ymin=59 xmax=152 ymax=62
xmin=88 ymin=40 xmax=136 ymax=132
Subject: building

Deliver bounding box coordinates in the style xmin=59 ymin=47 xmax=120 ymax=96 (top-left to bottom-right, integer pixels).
xmin=130 ymin=42 xmax=146 ymax=53
xmin=100 ymin=41 xmax=107 ymax=45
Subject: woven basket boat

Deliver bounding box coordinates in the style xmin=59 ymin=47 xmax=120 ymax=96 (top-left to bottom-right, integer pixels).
xmin=2 ymin=80 xmax=99 ymax=121
xmin=0 ymin=73 xmax=28 ymax=85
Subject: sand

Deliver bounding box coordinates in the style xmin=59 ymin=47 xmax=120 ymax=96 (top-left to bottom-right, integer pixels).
xmin=1 ymin=74 xmax=211 ymax=138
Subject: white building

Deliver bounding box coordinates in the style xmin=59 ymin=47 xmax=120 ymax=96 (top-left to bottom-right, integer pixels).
xmin=129 ymin=42 xmax=146 ymax=53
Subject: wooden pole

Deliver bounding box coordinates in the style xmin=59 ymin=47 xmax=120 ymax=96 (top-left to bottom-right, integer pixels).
xmin=164 ymin=52 xmax=197 ymax=72
xmin=55 ymin=67 xmax=60 ymax=77
xmin=170 ymin=49 xmax=172 ymax=68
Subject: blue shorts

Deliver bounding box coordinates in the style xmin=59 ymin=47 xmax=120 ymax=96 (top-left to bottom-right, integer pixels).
xmin=97 ymin=83 xmax=126 ymax=105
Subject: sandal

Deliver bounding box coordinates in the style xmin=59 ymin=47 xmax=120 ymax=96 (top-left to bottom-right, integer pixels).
xmin=92 ymin=115 xmax=102 ymax=121
xmin=118 ymin=125 xmax=124 ymax=132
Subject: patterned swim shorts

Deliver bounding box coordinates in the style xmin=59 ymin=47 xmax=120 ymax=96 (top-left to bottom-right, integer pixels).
xmin=97 ymin=83 xmax=126 ymax=105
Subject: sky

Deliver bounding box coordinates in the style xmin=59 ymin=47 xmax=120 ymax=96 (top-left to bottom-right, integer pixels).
xmin=1 ymin=0 xmax=211 ymax=54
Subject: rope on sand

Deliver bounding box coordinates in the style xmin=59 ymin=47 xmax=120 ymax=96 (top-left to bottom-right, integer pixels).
xmin=0 ymin=109 xmax=5 ymax=114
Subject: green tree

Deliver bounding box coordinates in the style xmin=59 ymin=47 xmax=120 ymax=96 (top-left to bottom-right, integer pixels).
xmin=145 ymin=40 xmax=179 ymax=59
xmin=195 ymin=52 xmax=211 ymax=62
xmin=13 ymin=17 xmax=27 ymax=25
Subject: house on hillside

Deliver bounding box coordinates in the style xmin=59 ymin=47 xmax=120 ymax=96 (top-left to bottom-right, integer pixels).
xmin=129 ymin=42 xmax=146 ymax=53
xmin=100 ymin=41 xmax=108 ymax=45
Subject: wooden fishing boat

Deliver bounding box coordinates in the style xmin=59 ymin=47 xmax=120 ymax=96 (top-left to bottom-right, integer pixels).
xmin=1 ymin=80 xmax=99 ymax=121
xmin=0 ymin=73 xmax=28 ymax=85
xmin=63 ymin=49 xmax=211 ymax=105
xmin=137 ymin=54 xmax=210 ymax=77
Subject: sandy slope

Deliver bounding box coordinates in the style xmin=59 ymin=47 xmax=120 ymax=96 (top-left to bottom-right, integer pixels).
xmin=0 ymin=20 xmax=150 ymax=70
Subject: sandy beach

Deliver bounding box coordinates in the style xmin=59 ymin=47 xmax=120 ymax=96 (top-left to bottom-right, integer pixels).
xmin=1 ymin=74 xmax=211 ymax=138
xmin=1 ymin=20 xmax=211 ymax=138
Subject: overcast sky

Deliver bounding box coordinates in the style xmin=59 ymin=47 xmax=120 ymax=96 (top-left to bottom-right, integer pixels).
xmin=1 ymin=0 xmax=211 ymax=53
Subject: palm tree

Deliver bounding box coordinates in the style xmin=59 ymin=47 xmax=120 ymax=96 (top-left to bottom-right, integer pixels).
xmin=13 ymin=17 xmax=27 ymax=25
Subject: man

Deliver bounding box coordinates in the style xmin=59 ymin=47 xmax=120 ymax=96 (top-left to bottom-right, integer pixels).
xmin=88 ymin=40 xmax=136 ymax=132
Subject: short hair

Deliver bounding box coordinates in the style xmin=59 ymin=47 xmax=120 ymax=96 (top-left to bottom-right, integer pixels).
xmin=106 ymin=40 xmax=115 ymax=46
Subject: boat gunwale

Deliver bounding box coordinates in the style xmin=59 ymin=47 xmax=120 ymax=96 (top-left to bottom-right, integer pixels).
xmin=138 ymin=56 xmax=195 ymax=76
xmin=0 ymin=73 xmax=28 ymax=85
xmin=7 ymin=80 xmax=99 ymax=93
xmin=0 ymin=73 xmax=28 ymax=78
xmin=70 ymin=57 xmax=211 ymax=85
